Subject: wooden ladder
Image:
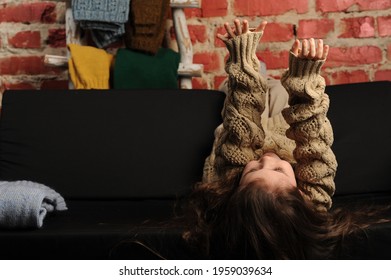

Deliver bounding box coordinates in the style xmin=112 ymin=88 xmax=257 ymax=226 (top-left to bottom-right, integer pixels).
xmin=45 ymin=0 xmax=203 ymax=89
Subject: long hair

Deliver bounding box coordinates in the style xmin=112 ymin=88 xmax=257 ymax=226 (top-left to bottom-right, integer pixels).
xmin=182 ymin=173 xmax=390 ymax=259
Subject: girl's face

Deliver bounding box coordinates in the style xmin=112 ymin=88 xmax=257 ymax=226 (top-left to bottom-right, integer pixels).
xmin=239 ymin=153 xmax=297 ymax=192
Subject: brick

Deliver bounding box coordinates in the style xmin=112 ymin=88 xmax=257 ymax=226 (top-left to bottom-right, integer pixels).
xmin=317 ymin=0 xmax=352 ymax=12
xmin=4 ymin=82 xmax=36 ymax=90
xmin=378 ymin=16 xmax=391 ymax=37
xmin=47 ymin=29 xmax=66 ymax=48
xmin=387 ymin=44 xmax=391 ymax=60
xmin=322 ymin=72 xmax=332 ymax=85
xmin=169 ymin=25 xmax=207 ymax=45
xmin=192 ymin=77 xmax=208 ymax=89
xmin=268 ymin=74 xmax=282 ymax=80
xmin=184 ymin=8 xmax=202 ymax=18
xmin=331 ymin=70 xmax=369 ymax=84
xmin=8 ymin=31 xmax=41 ymax=49
xmin=374 ymin=69 xmax=391 ymax=81
xmin=298 ymin=19 xmax=334 ymax=39
xmin=339 ymin=17 xmax=375 ymax=38
xmin=169 ymin=26 xmax=176 ymax=41
xmin=0 ymin=2 xmax=56 ymax=23
xmin=202 ymin=0 xmax=228 ymax=17
xmin=262 ymin=23 xmax=294 ymax=42
xmin=325 ymin=46 xmax=382 ymax=68
xmin=317 ymin=0 xmax=391 ymax=13
xmin=214 ymin=75 xmax=227 ymax=90
xmin=0 ymin=56 xmax=59 ymax=75
xmin=41 ymin=80 xmax=69 ymax=90
xmin=40 ymin=3 xmax=57 ymax=23
xmin=235 ymin=0 xmax=308 ymax=16
xmin=362 ymin=0 xmax=391 ymax=10
xmin=256 ymin=50 xmax=290 ymax=70
xmin=193 ymin=51 xmax=221 ymax=73
xmin=188 ymin=25 xmax=208 ymax=44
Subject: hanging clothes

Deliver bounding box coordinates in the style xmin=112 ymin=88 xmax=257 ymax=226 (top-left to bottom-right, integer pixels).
xmin=113 ymin=47 xmax=180 ymax=89
xmin=72 ymin=0 xmax=131 ymax=48
xmin=124 ymin=0 xmax=170 ymax=55
xmin=68 ymin=44 xmax=113 ymax=89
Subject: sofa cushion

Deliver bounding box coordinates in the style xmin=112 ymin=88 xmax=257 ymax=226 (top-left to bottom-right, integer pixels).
xmin=0 ymin=199 xmax=181 ymax=259
xmin=326 ymin=81 xmax=391 ymax=195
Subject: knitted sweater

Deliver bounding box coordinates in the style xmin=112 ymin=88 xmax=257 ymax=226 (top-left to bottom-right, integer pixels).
xmin=202 ymin=32 xmax=337 ymax=210
xmin=281 ymin=52 xmax=337 ymax=210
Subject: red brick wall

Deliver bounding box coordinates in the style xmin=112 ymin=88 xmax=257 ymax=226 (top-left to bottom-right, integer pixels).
xmin=177 ymin=0 xmax=391 ymax=89
xmin=0 ymin=0 xmax=67 ymax=92
xmin=0 ymin=0 xmax=390 ymax=92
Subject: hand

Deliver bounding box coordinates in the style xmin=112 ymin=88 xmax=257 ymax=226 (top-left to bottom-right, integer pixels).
xmin=217 ymin=19 xmax=267 ymax=42
xmin=291 ymin=38 xmax=329 ymax=61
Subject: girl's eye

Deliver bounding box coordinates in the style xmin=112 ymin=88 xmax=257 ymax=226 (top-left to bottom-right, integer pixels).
xmin=274 ymin=168 xmax=284 ymax=173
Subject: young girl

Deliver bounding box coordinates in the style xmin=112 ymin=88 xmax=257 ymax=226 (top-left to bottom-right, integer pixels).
xmin=203 ymin=19 xmax=335 ymax=210
xmin=183 ymin=19 xmax=383 ymax=259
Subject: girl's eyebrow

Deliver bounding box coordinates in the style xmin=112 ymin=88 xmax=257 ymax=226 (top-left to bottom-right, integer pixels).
xmin=242 ymin=168 xmax=258 ymax=178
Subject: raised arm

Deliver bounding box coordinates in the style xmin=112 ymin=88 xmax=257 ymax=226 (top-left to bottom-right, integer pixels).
xmin=281 ymin=39 xmax=337 ymax=211
xmin=202 ymin=20 xmax=268 ymax=182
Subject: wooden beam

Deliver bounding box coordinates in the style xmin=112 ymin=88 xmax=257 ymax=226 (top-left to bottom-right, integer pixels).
xmin=177 ymin=63 xmax=203 ymax=77
xmin=170 ymin=0 xmax=201 ymax=8
xmin=172 ymin=7 xmax=203 ymax=89
xmin=44 ymin=55 xmax=68 ymax=67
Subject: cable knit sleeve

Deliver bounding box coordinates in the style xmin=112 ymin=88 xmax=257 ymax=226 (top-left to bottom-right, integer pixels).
xmin=281 ymin=52 xmax=337 ymax=211
xmin=202 ymin=32 xmax=267 ymax=182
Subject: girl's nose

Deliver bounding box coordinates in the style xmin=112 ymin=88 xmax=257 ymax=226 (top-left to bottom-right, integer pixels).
xmin=261 ymin=152 xmax=280 ymax=160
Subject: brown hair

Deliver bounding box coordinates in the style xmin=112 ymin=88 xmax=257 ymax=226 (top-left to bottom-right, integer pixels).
xmin=182 ymin=171 xmax=389 ymax=259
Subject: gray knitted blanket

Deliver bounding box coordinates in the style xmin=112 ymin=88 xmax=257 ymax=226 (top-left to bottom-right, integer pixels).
xmin=0 ymin=181 xmax=67 ymax=229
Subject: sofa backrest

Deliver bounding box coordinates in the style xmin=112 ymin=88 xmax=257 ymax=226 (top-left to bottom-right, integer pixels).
xmin=0 ymin=90 xmax=224 ymax=199
xmin=327 ymin=81 xmax=391 ymax=196
xmin=1 ymin=81 xmax=390 ymax=199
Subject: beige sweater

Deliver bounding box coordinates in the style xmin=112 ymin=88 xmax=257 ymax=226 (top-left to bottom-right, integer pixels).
xmin=202 ymin=32 xmax=337 ymax=210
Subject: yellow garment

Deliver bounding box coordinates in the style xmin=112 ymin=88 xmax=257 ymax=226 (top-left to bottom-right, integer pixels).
xmin=68 ymin=44 xmax=113 ymax=89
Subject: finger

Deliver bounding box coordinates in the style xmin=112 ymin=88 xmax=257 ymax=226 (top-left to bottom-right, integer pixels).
xmin=291 ymin=39 xmax=300 ymax=57
xmin=242 ymin=19 xmax=249 ymax=34
xmin=309 ymin=38 xmax=316 ymax=59
xmin=224 ymin=22 xmax=235 ymax=38
xmin=255 ymin=20 xmax=267 ymax=33
xmin=234 ymin=19 xmax=242 ymax=35
xmin=322 ymin=45 xmax=329 ymax=60
xmin=300 ymin=39 xmax=308 ymax=58
xmin=316 ymin=39 xmax=324 ymax=60
xmin=217 ymin=33 xmax=228 ymax=42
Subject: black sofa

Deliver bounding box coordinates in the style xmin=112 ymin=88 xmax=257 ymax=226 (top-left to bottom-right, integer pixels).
xmin=0 ymin=81 xmax=390 ymax=259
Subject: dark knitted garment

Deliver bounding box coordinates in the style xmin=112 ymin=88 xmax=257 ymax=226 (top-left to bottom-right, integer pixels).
xmin=124 ymin=0 xmax=170 ymax=55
